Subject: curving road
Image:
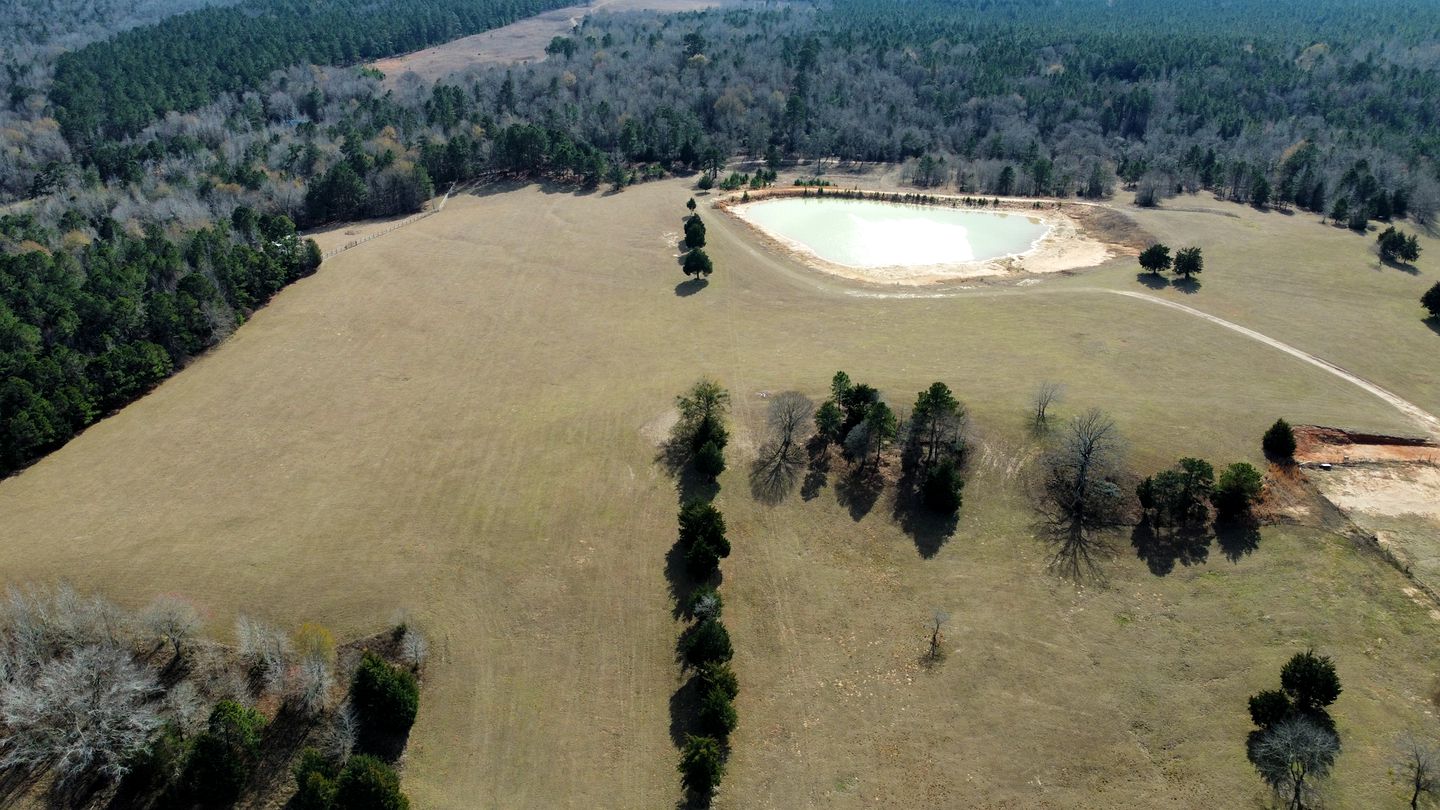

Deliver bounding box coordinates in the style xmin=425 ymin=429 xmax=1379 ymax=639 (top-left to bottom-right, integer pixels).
xmin=1091 ymin=288 xmax=1440 ymax=440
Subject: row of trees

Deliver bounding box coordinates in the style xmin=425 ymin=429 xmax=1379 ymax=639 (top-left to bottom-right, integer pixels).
xmin=681 ymin=203 xmax=715 ymax=285
xmin=0 ymin=584 xmax=425 ymax=806
xmin=669 ymin=379 xmax=738 ymax=804
xmin=1137 ymin=243 xmax=1204 ymax=280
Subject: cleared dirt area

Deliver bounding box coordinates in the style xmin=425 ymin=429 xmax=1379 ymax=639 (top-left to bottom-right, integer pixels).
xmin=370 ymin=0 xmax=725 ymax=84
xmin=1295 ymin=426 xmax=1440 ymax=610
xmin=1 ymin=177 xmax=1437 ymax=808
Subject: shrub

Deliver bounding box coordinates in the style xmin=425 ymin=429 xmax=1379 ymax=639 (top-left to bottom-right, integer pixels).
xmin=683 ymin=587 xmax=723 ymax=620
xmin=697 ymin=173 xmax=714 ymax=190
xmin=185 ymin=700 xmax=266 ymax=802
xmin=678 ymin=734 xmax=725 ymax=795
xmin=694 ymin=439 xmax=726 ymax=478
xmin=922 ymin=458 xmax=964 ymax=514
xmin=679 ymin=618 xmax=733 ymax=668
xmin=1262 ymin=419 xmax=1296 ymax=460
xmin=334 ymin=754 xmax=410 ymax=810
xmin=351 ymin=652 xmax=420 ymax=738
xmin=697 ymin=685 xmax=738 ymax=737
xmin=697 ymin=662 xmax=739 ymax=701
xmin=1248 ymin=689 xmax=1292 ymax=729
xmin=1213 ymin=462 xmax=1264 ymax=517
xmin=1280 ymin=650 xmax=1342 ymax=715
xmin=293 ymin=748 xmax=340 ymax=810
xmin=684 ymin=215 xmax=707 ymax=249
xmin=1423 ymin=282 xmax=1440 ymax=319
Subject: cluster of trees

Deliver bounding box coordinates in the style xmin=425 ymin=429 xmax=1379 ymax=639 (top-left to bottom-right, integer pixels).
xmin=681 ymin=203 xmax=714 ymax=284
xmin=1136 ymin=457 xmax=1264 ymax=528
xmin=1137 ymin=243 xmax=1204 ymax=280
xmin=293 ymin=649 xmax=421 ymax=809
xmin=0 ymin=211 xmax=321 ymax=476
xmin=0 ymin=584 xmax=426 ymax=806
xmin=1377 ymin=226 xmax=1423 ymax=265
xmin=1245 ymin=651 xmax=1343 ymax=809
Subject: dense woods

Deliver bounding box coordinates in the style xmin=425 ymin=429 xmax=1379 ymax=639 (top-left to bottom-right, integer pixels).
xmin=0 ymin=211 xmax=319 ymax=474
xmin=3 ymin=0 xmax=1440 ymax=474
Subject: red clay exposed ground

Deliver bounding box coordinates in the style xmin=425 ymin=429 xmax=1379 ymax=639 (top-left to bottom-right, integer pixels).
xmin=1294 ymin=424 xmax=1440 ymax=465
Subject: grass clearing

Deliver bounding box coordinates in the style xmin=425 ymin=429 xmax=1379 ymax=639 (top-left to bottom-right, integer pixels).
xmin=0 ymin=177 xmax=1436 ymax=807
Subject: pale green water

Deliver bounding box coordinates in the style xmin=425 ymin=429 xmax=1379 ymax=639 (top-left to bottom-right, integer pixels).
xmin=740 ymin=197 xmax=1050 ymax=268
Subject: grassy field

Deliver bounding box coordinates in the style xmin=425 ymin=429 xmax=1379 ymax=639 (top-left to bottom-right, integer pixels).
xmin=0 ymin=176 xmax=1436 ymax=808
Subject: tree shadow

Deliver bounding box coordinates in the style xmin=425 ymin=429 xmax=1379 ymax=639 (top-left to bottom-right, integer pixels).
xmin=1379 ymin=256 xmax=1421 ymax=275
xmin=749 ymin=443 xmax=805 ymax=505
xmin=675 ymin=278 xmax=709 ymax=297
xmin=1041 ymin=520 xmax=1114 ymax=585
xmin=1135 ymin=272 xmax=1171 ymax=290
xmin=799 ymin=437 xmax=832 ymax=501
xmin=1130 ymin=522 xmax=1211 ymax=576
xmin=1426 ymin=316 xmax=1440 ymax=337
xmin=668 ymin=676 xmax=701 ymax=748
xmin=1173 ymin=277 xmax=1202 ymax=294
xmin=891 ymin=451 xmax=958 ymax=559
xmin=1216 ymin=513 xmax=1262 ymax=562
xmin=834 ymin=462 xmax=883 ymax=521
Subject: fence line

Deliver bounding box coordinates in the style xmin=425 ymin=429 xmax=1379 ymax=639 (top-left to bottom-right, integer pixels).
xmin=320 ymin=182 xmax=458 ymax=260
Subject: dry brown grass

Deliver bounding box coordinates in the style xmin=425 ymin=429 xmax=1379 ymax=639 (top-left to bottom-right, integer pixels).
xmin=0 ymin=177 xmax=1436 ymax=807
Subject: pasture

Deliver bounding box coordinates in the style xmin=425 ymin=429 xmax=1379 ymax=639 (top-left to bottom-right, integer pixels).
xmin=0 ymin=175 xmax=1437 ymax=807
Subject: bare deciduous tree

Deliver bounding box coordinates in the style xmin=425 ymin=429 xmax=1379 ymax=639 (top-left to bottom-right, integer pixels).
xmin=751 ymin=391 xmax=815 ymax=502
xmin=401 ymin=627 xmax=429 ymax=671
xmin=143 ymin=595 xmax=201 ymax=662
xmin=291 ymin=623 xmax=336 ymax=715
xmin=927 ymin=610 xmax=950 ymax=662
xmin=1251 ymin=716 xmax=1339 ymax=810
xmin=1039 ymin=408 xmax=1130 ymax=581
xmin=0 ymin=645 xmax=161 ymax=784
xmin=1032 ymin=381 xmax=1063 ymax=428
xmin=235 ymin=616 xmax=292 ymax=696
xmin=320 ymin=703 xmax=359 ymax=761
xmin=1397 ymin=731 xmax=1440 ymax=810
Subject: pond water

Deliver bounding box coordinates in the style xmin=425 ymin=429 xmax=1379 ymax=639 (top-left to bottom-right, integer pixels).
xmin=738 ymin=197 xmax=1050 ymax=268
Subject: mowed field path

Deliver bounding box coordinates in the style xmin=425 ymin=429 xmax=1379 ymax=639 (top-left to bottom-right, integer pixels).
xmin=1 ymin=178 xmax=1438 ymax=808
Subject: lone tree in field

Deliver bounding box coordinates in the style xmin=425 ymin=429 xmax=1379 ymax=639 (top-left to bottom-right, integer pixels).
xmin=1423 ymin=282 xmax=1440 ymax=319
xmin=1173 ymin=246 xmax=1204 ymax=279
xmin=1040 ymin=408 xmax=1130 ymax=580
xmin=1138 ymin=243 xmax=1172 ymax=275
xmin=926 ymin=610 xmax=950 ymax=662
xmin=1251 ymin=716 xmax=1340 ymax=810
xmin=686 ymin=197 xmax=697 ymax=212
xmin=1031 ymin=381 xmax=1063 ymax=429
xmin=682 ymin=248 xmax=714 ymax=281
xmin=1264 ymin=418 xmax=1297 ymax=461
xmin=684 ymin=213 xmax=707 ymax=249
xmin=1396 ymin=732 xmax=1440 ymax=810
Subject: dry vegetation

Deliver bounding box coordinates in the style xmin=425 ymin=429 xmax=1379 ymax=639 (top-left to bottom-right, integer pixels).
xmin=1 ymin=173 xmax=1438 ymax=807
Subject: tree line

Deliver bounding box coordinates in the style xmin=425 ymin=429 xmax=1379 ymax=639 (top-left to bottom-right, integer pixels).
xmin=0 ymin=210 xmax=321 ymax=476
xmin=0 ymin=584 xmax=426 ymax=807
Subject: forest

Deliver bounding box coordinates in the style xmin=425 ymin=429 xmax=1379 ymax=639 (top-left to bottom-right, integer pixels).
xmin=3 ymin=0 xmax=1440 ymax=472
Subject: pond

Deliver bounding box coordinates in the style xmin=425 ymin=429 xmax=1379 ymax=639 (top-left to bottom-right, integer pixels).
xmin=735 ymin=197 xmax=1051 ymax=269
